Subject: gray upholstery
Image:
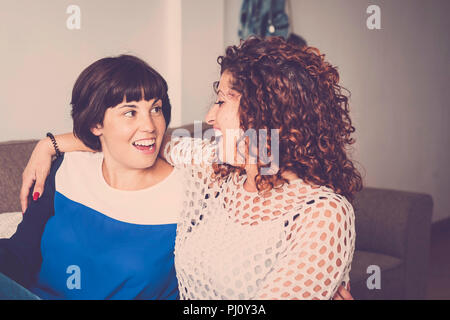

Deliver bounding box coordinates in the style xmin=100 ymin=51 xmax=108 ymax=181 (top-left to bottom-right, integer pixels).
xmin=349 ymin=250 xmax=404 ymax=300
xmin=0 ymin=135 xmax=433 ymax=299
xmin=0 ymin=140 xmax=39 ymax=213
xmin=351 ymin=187 xmax=433 ymax=299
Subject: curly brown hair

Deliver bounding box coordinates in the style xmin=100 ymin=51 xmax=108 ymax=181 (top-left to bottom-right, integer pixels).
xmin=211 ymin=36 xmax=363 ymax=204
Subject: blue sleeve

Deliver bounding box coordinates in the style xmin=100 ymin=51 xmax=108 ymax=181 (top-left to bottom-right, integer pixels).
xmin=0 ymin=155 xmax=64 ymax=287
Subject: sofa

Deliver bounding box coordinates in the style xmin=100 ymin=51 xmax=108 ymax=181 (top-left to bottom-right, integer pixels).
xmin=0 ymin=134 xmax=434 ymax=299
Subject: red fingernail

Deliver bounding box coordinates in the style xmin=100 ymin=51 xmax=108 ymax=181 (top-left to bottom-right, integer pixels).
xmin=33 ymin=192 xmax=40 ymax=201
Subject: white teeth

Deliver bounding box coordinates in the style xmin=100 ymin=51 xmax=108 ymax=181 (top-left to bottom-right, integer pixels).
xmin=133 ymin=139 xmax=155 ymax=147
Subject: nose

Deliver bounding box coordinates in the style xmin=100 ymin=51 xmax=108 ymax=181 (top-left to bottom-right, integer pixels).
xmin=139 ymin=113 xmax=156 ymax=133
xmin=205 ymin=104 xmax=217 ymax=126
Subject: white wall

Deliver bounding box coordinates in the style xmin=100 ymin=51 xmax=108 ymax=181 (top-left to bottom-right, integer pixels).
xmin=181 ymin=0 xmax=224 ymax=125
xmin=0 ymin=0 xmax=225 ymax=139
xmin=224 ymin=0 xmax=450 ymax=222
xmin=224 ymin=0 xmax=242 ymax=47
xmin=0 ymin=0 xmax=175 ymax=140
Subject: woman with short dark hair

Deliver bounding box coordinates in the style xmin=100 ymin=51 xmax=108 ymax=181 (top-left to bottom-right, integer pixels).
xmin=0 ymin=55 xmax=181 ymax=299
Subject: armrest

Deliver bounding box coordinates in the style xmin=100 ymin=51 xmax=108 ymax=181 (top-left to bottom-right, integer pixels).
xmin=352 ymin=186 xmax=433 ymax=299
xmin=353 ymin=187 xmax=433 ymax=259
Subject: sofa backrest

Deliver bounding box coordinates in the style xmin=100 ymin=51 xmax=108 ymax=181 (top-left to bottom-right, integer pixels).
xmin=0 ymin=140 xmax=39 ymax=213
xmin=353 ymin=187 xmax=433 ymax=258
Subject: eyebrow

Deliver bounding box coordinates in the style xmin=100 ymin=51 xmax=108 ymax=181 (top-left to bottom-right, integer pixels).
xmin=118 ymin=100 xmax=162 ymax=109
xmin=218 ymin=89 xmax=238 ymax=99
xmin=119 ymin=104 xmax=137 ymax=109
xmin=217 ymin=90 xmax=227 ymax=97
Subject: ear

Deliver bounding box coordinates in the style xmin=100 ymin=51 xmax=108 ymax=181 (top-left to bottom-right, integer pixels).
xmin=90 ymin=123 xmax=103 ymax=137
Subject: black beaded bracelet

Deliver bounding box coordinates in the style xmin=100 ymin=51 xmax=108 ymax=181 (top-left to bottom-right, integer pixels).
xmin=46 ymin=132 xmax=62 ymax=158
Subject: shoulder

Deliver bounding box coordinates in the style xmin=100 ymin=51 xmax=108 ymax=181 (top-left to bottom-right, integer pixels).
xmin=302 ymin=188 xmax=353 ymax=218
xmin=58 ymin=151 xmax=102 ymax=174
xmin=284 ymin=183 xmax=354 ymax=235
xmin=55 ymin=152 xmax=103 ymax=193
xmin=62 ymin=151 xmax=103 ymax=163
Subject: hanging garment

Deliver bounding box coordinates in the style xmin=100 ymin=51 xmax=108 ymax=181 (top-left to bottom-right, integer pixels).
xmin=238 ymin=0 xmax=290 ymax=39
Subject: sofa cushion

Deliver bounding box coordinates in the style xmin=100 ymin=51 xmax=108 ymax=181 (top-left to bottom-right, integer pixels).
xmin=0 ymin=212 xmax=22 ymax=239
xmin=350 ymin=249 xmax=404 ymax=299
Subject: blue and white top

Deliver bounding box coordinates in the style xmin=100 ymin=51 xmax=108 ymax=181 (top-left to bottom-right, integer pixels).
xmin=0 ymin=152 xmax=183 ymax=300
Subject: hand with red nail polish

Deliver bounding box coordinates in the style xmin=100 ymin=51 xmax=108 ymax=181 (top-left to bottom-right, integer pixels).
xmin=20 ymin=137 xmax=55 ymax=212
xmin=33 ymin=192 xmax=40 ymax=201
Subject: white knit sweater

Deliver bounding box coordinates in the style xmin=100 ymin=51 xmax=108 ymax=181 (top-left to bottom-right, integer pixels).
xmin=165 ymin=137 xmax=355 ymax=300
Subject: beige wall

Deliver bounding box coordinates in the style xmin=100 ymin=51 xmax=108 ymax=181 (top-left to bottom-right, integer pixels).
xmin=224 ymin=0 xmax=450 ymax=222
xmin=0 ymin=0 xmax=173 ymax=139
xmin=0 ymin=0 xmax=225 ymax=138
xmin=181 ymin=0 xmax=224 ymax=125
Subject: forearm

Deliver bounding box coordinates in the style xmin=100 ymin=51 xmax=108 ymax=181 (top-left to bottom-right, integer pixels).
xmin=160 ymin=128 xmax=175 ymax=161
xmin=41 ymin=132 xmax=94 ymax=156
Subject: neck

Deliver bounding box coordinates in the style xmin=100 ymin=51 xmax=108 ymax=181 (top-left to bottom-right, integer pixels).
xmin=102 ymin=156 xmax=165 ymax=191
xmin=243 ymin=164 xmax=301 ymax=193
xmin=243 ymin=164 xmax=259 ymax=192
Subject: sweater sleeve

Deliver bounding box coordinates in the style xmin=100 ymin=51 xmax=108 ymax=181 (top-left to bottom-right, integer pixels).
xmin=0 ymin=155 xmax=64 ymax=288
xmin=254 ymin=193 xmax=355 ymax=300
xmin=163 ymin=136 xmax=217 ymax=169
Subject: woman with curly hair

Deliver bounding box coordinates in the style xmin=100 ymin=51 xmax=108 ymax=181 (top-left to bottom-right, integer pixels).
xmin=165 ymin=36 xmax=362 ymax=300
xmin=20 ymin=37 xmax=360 ymax=299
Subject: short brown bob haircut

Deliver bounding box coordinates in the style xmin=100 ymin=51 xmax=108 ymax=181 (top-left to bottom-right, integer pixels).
xmin=71 ymin=54 xmax=171 ymax=151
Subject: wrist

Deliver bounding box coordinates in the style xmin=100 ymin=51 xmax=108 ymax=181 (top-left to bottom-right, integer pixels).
xmin=40 ymin=137 xmax=56 ymax=156
xmin=46 ymin=132 xmax=62 ymax=157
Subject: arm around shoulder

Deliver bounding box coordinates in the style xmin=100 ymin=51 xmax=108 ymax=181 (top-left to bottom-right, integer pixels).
xmin=20 ymin=132 xmax=93 ymax=212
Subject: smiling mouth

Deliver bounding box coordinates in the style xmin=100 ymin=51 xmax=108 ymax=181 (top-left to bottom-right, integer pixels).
xmin=132 ymin=139 xmax=156 ymax=153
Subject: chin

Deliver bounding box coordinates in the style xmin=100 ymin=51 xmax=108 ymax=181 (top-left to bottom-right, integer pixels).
xmin=134 ymin=150 xmax=159 ymax=168
xmin=219 ymin=141 xmax=247 ymax=167
xmin=137 ymin=158 xmax=158 ymax=169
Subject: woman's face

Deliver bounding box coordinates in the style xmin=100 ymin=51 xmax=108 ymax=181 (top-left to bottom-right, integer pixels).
xmin=205 ymin=71 xmax=243 ymax=166
xmin=92 ymin=96 xmax=166 ymax=170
